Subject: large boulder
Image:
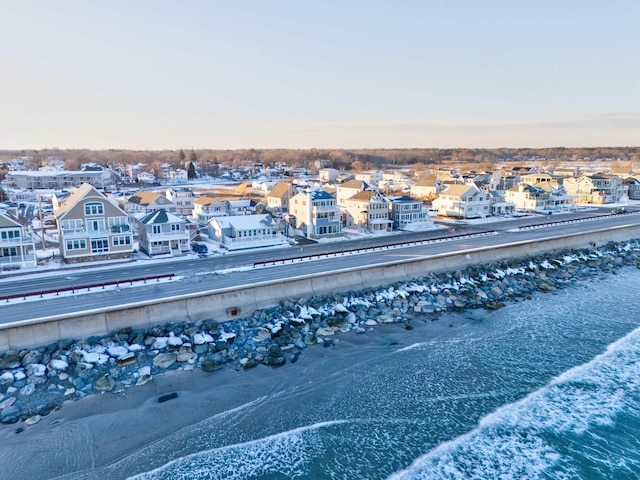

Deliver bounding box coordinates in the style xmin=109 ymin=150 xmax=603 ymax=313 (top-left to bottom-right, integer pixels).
xmin=153 ymin=353 xmax=177 ymax=369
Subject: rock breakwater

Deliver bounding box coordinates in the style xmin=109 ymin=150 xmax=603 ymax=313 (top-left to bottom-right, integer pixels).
xmin=1 ymin=241 xmax=639 ymax=427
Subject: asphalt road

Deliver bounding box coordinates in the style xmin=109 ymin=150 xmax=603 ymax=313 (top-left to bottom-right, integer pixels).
xmin=1 ymin=208 xmax=638 ymax=325
xmin=0 ymin=207 xmax=626 ymax=298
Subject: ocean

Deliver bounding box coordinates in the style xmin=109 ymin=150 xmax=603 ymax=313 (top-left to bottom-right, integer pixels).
xmin=94 ymin=267 xmax=639 ymax=480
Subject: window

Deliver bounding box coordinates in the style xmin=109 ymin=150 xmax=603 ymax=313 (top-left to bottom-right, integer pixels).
xmin=84 ymin=202 xmax=104 ymax=215
xmin=91 ymin=238 xmax=109 ymax=253
xmin=1 ymin=230 xmax=20 ymax=240
xmin=62 ymin=219 xmax=83 ymax=230
xmin=87 ymin=219 xmax=105 ymax=232
xmin=108 ymin=217 xmax=127 ymax=227
xmin=171 ymin=224 xmax=180 ymax=231
xmin=66 ymin=239 xmax=86 ymax=250
xmin=152 ymin=225 xmax=162 ymax=234
xmin=113 ymin=236 xmax=131 ymax=246
xmin=2 ymin=247 xmax=18 ymax=256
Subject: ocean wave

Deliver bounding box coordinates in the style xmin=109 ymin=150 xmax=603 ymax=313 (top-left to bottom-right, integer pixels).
xmin=388 ymin=325 xmax=640 ymax=479
xmin=127 ymin=420 xmax=349 ymax=480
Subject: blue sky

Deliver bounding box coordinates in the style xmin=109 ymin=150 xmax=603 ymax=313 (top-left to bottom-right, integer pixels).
xmin=1 ymin=0 xmax=638 ymax=150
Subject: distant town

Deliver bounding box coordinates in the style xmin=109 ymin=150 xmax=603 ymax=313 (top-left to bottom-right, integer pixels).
xmin=0 ymin=147 xmax=639 ymax=273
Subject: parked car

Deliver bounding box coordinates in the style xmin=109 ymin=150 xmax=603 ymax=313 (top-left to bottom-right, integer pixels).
xmin=191 ymin=242 xmax=208 ymax=254
xmin=611 ymin=207 xmax=626 ymax=215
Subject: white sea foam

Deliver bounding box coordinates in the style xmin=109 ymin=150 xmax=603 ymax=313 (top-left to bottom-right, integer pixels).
xmin=388 ymin=325 xmax=640 ymax=480
xmin=127 ymin=420 xmax=348 ymax=480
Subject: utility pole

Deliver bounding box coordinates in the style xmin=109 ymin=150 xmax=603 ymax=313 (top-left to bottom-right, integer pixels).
xmin=38 ymin=194 xmax=45 ymax=250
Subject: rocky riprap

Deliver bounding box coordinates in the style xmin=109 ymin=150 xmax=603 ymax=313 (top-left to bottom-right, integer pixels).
xmin=1 ymin=240 xmax=639 ymax=427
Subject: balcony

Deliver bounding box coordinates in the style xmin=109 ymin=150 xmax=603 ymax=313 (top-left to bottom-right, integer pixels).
xmin=0 ymin=235 xmax=33 ymax=247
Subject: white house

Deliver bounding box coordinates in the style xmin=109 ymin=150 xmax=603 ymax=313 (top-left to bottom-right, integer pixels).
xmin=169 ymin=169 xmax=188 ymax=184
xmin=289 ymin=190 xmax=342 ymax=238
xmin=0 ymin=210 xmax=37 ymax=271
xmin=433 ymin=184 xmax=489 ymax=218
xmin=207 ymin=214 xmax=287 ymax=251
xmin=166 ymin=187 xmax=195 ymax=216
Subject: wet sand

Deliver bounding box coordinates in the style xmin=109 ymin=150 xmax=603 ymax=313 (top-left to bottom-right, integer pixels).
xmin=0 ymin=314 xmax=473 ymax=480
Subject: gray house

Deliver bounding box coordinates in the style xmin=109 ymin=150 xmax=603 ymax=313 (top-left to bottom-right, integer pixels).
xmin=137 ymin=209 xmax=190 ymax=256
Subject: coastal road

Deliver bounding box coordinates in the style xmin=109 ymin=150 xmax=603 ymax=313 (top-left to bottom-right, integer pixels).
xmin=1 ymin=211 xmax=639 ymax=325
xmin=0 ymin=207 xmax=630 ymax=297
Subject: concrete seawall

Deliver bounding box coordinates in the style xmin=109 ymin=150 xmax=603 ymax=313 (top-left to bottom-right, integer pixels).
xmin=2 ymin=225 xmax=639 ymax=351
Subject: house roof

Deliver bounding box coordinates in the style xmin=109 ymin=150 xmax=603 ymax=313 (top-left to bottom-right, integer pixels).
xmin=389 ymin=195 xmax=420 ymax=204
xmin=347 ymin=190 xmax=380 ymax=202
xmin=139 ymin=208 xmax=183 ymax=225
xmin=440 ymin=184 xmax=480 ymax=197
xmin=194 ymin=196 xmax=223 ymax=206
xmin=210 ymin=214 xmax=274 ymax=230
xmin=310 ymin=190 xmax=335 ymax=201
xmin=412 ymin=179 xmax=437 ymax=187
xmin=55 ymin=183 xmax=107 ymax=218
xmin=127 ymin=191 xmax=165 ymax=205
xmin=268 ymin=182 xmax=295 ymax=199
xmin=508 ymin=184 xmax=545 ymax=194
xmin=339 ymin=179 xmax=372 ymax=190
xmin=0 ymin=210 xmax=21 ymax=228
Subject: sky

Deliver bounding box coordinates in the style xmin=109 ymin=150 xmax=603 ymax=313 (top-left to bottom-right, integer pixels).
xmin=1 ymin=0 xmax=639 ymax=150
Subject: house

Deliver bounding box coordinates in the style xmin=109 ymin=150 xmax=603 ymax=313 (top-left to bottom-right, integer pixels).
xmin=335 ymin=179 xmax=377 ymax=207
xmin=388 ymin=196 xmax=431 ymax=230
xmin=433 ymin=184 xmax=489 ymax=218
xmin=0 ymin=210 xmax=37 ymax=271
xmin=354 ymin=170 xmax=384 ymax=185
xmin=126 ymin=191 xmax=177 ymax=216
xmin=137 ymin=209 xmax=190 ymax=256
xmin=343 ymin=191 xmax=393 ymax=233
xmin=535 ymin=182 xmax=575 ymax=211
xmin=318 ymin=168 xmax=340 ymax=182
xmin=410 ymin=179 xmax=441 ymax=200
xmin=504 ymin=184 xmax=550 ymax=212
xmin=55 ymin=183 xmax=133 ymax=263
xmin=228 ymin=198 xmax=261 ymax=215
xmin=166 ymin=187 xmax=195 ymax=216
xmin=623 ymin=177 xmax=640 ymax=200
xmin=289 ymin=190 xmax=342 ymax=238
xmin=192 ymin=196 xmax=231 ymax=224
xmin=563 ymin=175 xmax=625 ymax=204
xmin=485 ymin=190 xmax=515 ymax=216
xmin=4 ymin=170 xmax=108 ymax=190
xmin=136 ymin=171 xmax=156 ymax=184
xmin=169 ymin=169 xmax=188 ymax=184
xmin=207 ymin=214 xmax=287 ymax=251
xmin=266 ymin=182 xmax=297 ymax=214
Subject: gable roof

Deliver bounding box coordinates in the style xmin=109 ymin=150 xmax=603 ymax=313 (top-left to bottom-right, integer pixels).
xmin=0 ymin=210 xmax=22 ymax=228
xmin=346 ymin=190 xmax=383 ymax=203
xmin=194 ymin=196 xmax=225 ymax=206
xmin=440 ymin=184 xmax=481 ymax=197
xmin=127 ymin=191 xmax=167 ymax=205
xmin=55 ymin=183 xmax=114 ymax=218
xmin=339 ymin=179 xmax=372 ymax=190
xmin=139 ymin=208 xmax=184 ymax=225
xmin=268 ymin=182 xmax=295 ymax=199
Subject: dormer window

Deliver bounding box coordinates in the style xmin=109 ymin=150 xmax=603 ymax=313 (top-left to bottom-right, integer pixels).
xmin=85 ymin=202 xmax=104 ymax=215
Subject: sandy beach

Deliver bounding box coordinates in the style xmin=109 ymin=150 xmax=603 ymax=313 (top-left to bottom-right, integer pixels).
xmin=0 ymin=317 xmax=459 ymax=480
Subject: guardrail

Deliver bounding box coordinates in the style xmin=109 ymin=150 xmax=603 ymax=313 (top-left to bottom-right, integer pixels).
xmin=516 ymin=210 xmax=640 ymax=231
xmin=1 ymin=273 xmax=175 ymax=303
xmin=253 ymin=230 xmax=497 ymax=267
